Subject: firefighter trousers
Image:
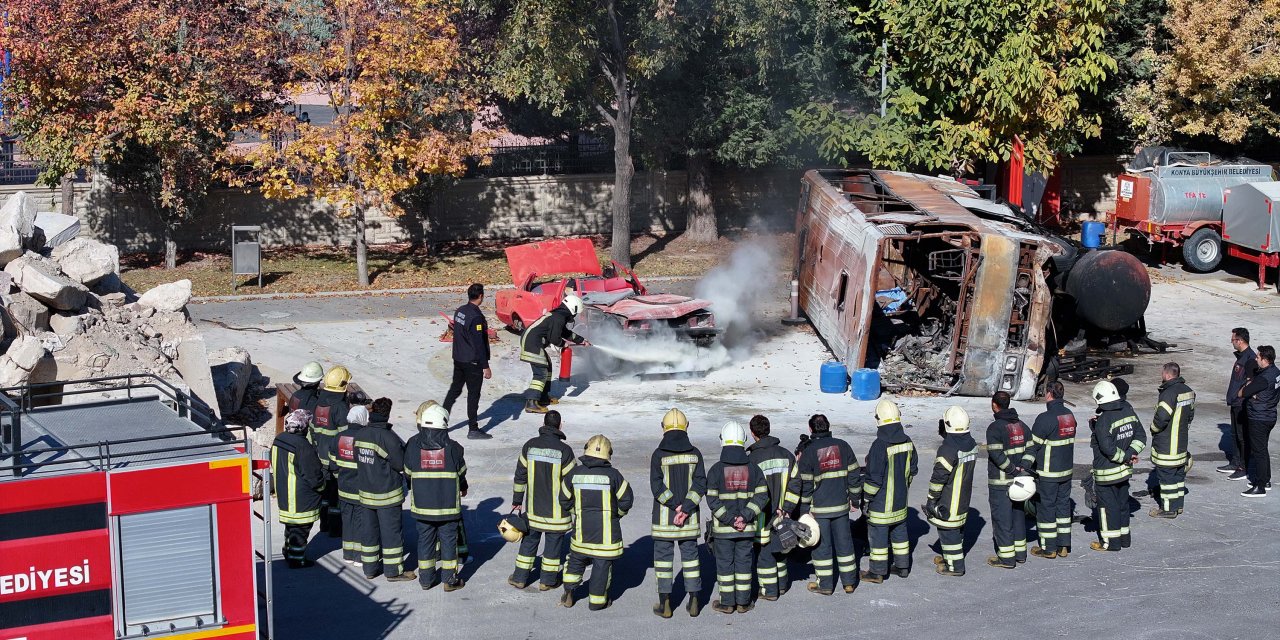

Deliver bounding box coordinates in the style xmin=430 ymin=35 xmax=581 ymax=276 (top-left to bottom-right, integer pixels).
xmin=757 ymin=538 xmax=789 ymax=597
xmin=524 ymin=360 xmax=552 ymax=403
xmin=1154 ymin=465 xmax=1186 ymax=513
xmin=319 ymin=474 xmax=342 ymax=536
xmin=564 ymin=552 xmax=612 ymax=608
xmin=866 ymin=520 xmax=910 ymax=576
xmin=283 ymin=522 xmax=313 ymax=565
xmin=416 ymin=519 xmax=459 ymax=587
xmin=712 ymin=537 xmax=754 ymax=606
xmin=654 ymin=537 xmax=701 ymax=595
xmin=936 ymin=526 xmax=966 ymax=573
xmin=361 ymin=505 xmax=407 ymax=578
xmin=1034 ymin=478 xmax=1073 ymax=551
xmin=339 ymin=500 xmax=366 ymax=563
xmin=811 ymin=514 xmax=857 ymax=591
xmin=1094 ymin=481 xmax=1131 ymax=549
xmin=988 ymin=486 xmax=1027 ymax=561
xmin=512 ymin=529 xmax=566 ymax=587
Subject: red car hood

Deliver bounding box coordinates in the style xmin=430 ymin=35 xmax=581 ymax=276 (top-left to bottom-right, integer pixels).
xmin=506 ymin=238 xmax=601 ymax=287
xmin=597 ymin=294 xmax=712 ymax=320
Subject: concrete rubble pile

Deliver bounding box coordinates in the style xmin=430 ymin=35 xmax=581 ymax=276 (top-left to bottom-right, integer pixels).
xmin=0 ymin=191 xmax=223 ymax=415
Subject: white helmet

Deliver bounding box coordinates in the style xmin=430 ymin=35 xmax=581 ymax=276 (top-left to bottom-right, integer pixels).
xmin=720 ymin=421 xmax=747 ymax=447
xmin=875 ymin=398 xmax=901 ymax=425
xmin=563 ymin=294 xmax=584 ymax=316
xmin=797 ymin=513 xmax=821 ymax=548
xmin=1092 ymin=380 xmax=1120 ymax=405
xmin=1009 ymin=475 xmax=1037 ymax=502
xmin=943 ymin=406 xmax=970 ymax=434
xmin=416 ymin=402 xmax=450 ymax=430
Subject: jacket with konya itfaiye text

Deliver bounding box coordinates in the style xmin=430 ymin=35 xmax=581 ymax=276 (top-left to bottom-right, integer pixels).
xmin=1150 ymin=377 xmax=1195 ymax=468
xmin=863 ymin=421 xmax=917 ymax=526
xmin=1091 ymin=400 xmax=1147 ymax=486
xmin=354 ymin=416 xmax=406 ymax=508
xmin=404 ymin=428 xmax=468 ymax=522
xmin=513 ymin=426 xmax=577 ymax=532
xmin=560 ymin=456 xmax=634 ymax=558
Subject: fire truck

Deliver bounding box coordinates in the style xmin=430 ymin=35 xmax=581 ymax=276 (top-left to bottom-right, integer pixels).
xmin=0 ymin=375 xmax=269 ymax=640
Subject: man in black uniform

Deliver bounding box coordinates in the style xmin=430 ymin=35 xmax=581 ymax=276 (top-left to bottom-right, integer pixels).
xmin=272 ymin=409 xmax=325 ymax=568
xmin=405 ymin=402 xmax=468 ymax=591
xmin=330 ymin=405 xmax=369 ymax=565
xmin=925 ymin=406 xmax=979 ymax=576
xmin=520 ymin=294 xmax=589 ymax=414
xmin=985 ymin=391 xmax=1029 ymax=569
xmin=1021 ymin=381 xmax=1077 ymax=558
xmin=313 ymin=366 xmax=353 ymax=535
xmin=1241 ymin=345 xmax=1280 ymax=498
xmin=1220 ymin=328 xmax=1256 ymax=480
xmin=510 ymin=410 xmax=577 ymax=590
xmin=787 ymin=414 xmax=862 ymax=595
xmin=746 ymin=414 xmax=798 ymax=599
xmin=560 ymin=435 xmax=633 ymax=611
xmin=706 ymin=421 xmax=768 ymax=614
xmin=355 ymin=397 xmax=414 ymax=581
xmin=1149 ymin=362 xmax=1195 ymax=516
xmin=1089 ymin=380 xmax=1147 ymax=551
xmin=861 ymin=399 xmax=917 ymax=583
xmin=288 ymin=362 xmax=324 ymax=414
xmin=444 ymin=283 xmax=493 ymax=440
xmin=650 ymin=408 xmax=706 ymax=618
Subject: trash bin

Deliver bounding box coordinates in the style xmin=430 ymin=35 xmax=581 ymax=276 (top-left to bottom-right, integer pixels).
xmin=231 ymin=225 xmax=262 ymax=289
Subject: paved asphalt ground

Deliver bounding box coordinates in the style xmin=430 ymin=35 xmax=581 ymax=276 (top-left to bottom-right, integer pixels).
xmin=191 ymin=265 xmax=1280 ymax=640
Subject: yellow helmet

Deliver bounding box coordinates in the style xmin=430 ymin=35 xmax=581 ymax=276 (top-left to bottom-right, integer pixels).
xmin=875 ymin=398 xmax=901 ymax=425
xmin=662 ymin=408 xmax=688 ymax=431
xmin=322 ymin=365 xmax=351 ymax=392
xmin=497 ymin=513 xmax=528 ymax=543
xmin=585 ymin=434 xmax=613 ymax=461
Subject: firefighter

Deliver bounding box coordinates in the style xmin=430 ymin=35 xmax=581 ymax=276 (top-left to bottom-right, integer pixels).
xmin=1149 ymin=362 xmax=1195 ymax=517
xmin=313 ymin=365 xmax=353 ymax=535
xmin=650 ymin=408 xmax=707 ymax=618
xmin=1020 ymin=381 xmax=1077 ymax=559
xmin=288 ymin=361 xmax=324 ymax=414
xmin=404 ymin=402 xmax=468 ymax=591
xmin=984 ymin=391 xmax=1030 ymax=569
xmin=330 ymin=405 xmax=369 ymax=565
xmin=272 ymin=409 xmax=325 ymax=569
xmin=746 ymin=414 xmax=798 ymax=599
xmin=560 ymin=435 xmax=633 ymax=611
xmin=786 ymin=414 xmax=862 ymax=595
xmin=1089 ymin=380 xmax=1148 ymax=551
xmin=355 ymin=397 xmax=415 ymax=581
xmin=509 ymin=410 xmax=577 ymax=590
xmin=860 ymin=399 xmax=918 ymax=583
xmin=924 ymin=406 xmax=979 ymax=577
xmin=706 ymin=421 xmax=769 ymax=614
xmin=519 ymin=294 xmax=590 ymax=414
xmin=443 ymin=283 xmax=494 ymax=440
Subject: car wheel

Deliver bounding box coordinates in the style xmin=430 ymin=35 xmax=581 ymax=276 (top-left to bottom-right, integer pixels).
xmin=509 ymin=314 xmax=525 ymax=335
xmin=1182 ymin=228 xmax=1222 ymax=272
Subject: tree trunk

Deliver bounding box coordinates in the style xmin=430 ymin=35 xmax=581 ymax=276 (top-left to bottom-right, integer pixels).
xmin=60 ymin=173 xmax=74 ymax=216
xmin=163 ymin=226 xmax=177 ymax=270
xmin=685 ymin=151 xmax=717 ymax=242
xmin=611 ymin=105 xmax=634 ymax=268
xmin=354 ymin=204 xmax=369 ymax=286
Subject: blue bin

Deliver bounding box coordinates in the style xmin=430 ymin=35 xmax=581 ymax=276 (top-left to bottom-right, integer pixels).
xmin=1081 ymin=221 xmax=1106 ymax=249
xmin=851 ymin=368 xmax=881 ymax=400
xmin=820 ymin=361 xmax=848 ymax=394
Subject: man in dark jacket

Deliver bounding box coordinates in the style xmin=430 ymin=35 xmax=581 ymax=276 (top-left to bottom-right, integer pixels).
xmin=746 ymin=414 xmax=798 ymax=599
xmin=443 ymin=283 xmax=493 ymax=440
xmin=313 ymin=366 xmax=353 ymax=535
xmin=559 ymin=435 xmax=633 ymax=611
xmin=288 ymin=362 xmax=324 ymax=414
xmin=786 ymin=414 xmax=862 ymax=595
xmin=926 ymin=406 xmax=979 ymax=576
xmin=650 ymin=408 xmax=706 ymax=618
xmin=1089 ymin=380 xmax=1147 ymax=551
xmin=1241 ymin=345 xmax=1280 ymax=498
xmin=1149 ymin=362 xmax=1195 ymax=516
xmin=861 ymin=399 xmax=917 ymax=583
xmin=404 ymin=402 xmax=468 ymax=591
xmin=519 ymin=294 xmax=589 ymax=414
xmin=510 ymin=410 xmax=577 ymax=590
xmin=355 ymin=397 xmax=414 ymax=581
xmin=985 ymin=391 xmax=1030 ymax=569
xmin=272 ymin=409 xmax=325 ymax=568
xmin=706 ymin=421 xmax=769 ymax=614
xmin=1220 ymin=328 xmax=1256 ymax=479
xmin=330 ymin=405 xmax=369 ymax=565
xmin=1021 ymin=381 xmax=1077 ymax=558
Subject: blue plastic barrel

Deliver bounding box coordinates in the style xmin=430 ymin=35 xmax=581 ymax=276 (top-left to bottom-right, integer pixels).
xmin=851 ymin=368 xmax=881 ymax=400
xmin=1081 ymin=221 xmax=1105 ymax=248
xmin=820 ymin=361 xmax=848 ymax=394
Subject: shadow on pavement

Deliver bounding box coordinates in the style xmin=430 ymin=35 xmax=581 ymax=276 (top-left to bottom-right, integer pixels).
xmin=262 ymin=557 xmax=412 ymax=640
xmin=611 ymin=534 xmax=654 ymax=603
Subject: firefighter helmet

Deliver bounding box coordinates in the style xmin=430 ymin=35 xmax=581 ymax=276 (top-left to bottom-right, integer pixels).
xmin=1092 ymin=380 xmax=1121 ymax=405
xmin=585 ymin=434 xmax=612 ymax=461
xmin=416 ymin=402 xmax=449 ymax=430
xmin=876 ymin=398 xmax=901 ymax=425
xmin=662 ymin=408 xmax=688 ymax=432
xmin=563 ymin=294 xmax=584 ymax=316
xmin=1009 ymin=475 xmax=1037 ymax=502
xmin=498 ymin=513 xmax=529 ymax=543
xmin=297 ymin=361 xmax=324 ymax=384
xmin=943 ymin=406 xmax=970 ymax=434
xmin=322 ymin=365 xmax=351 ymax=392
xmin=720 ymin=421 xmax=747 ymax=447
xmin=797 ymin=513 xmax=821 ymax=548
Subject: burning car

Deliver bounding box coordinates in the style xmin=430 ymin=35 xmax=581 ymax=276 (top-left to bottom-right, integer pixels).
xmin=494 ymin=238 xmax=720 ymax=344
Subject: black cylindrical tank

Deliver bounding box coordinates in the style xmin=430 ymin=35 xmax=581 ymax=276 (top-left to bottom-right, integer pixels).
xmin=1064 ymin=249 xmax=1151 ymax=332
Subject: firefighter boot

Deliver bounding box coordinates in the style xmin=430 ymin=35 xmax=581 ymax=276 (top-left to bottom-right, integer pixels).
xmin=686 ymin=595 xmax=702 ymax=617
xmin=652 ymin=594 xmax=673 ymax=619
xmin=507 ymin=576 xmax=528 ymax=590
xmin=859 ymin=570 xmax=885 ymax=584
xmin=891 ymin=567 xmax=910 ymax=579
xmin=1057 ymin=546 xmax=1070 ymax=558
xmin=932 ymin=556 xmax=946 ymax=566
xmin=560 ymin=588 xmax=576 ymax=608
xmin=1089 ymin=541 xmax=1117 ymax=552
xmin=987 ymin=556 xmax=1016 ymax=569
xmin=386 ymin=570 xmax=418 ymax=582
xmin=736 ymin=603 xmax=754 ymax=614
xmin=443 ymin=577 xmax=466 ymax=592
xmin=1149 ymin=508 xmax=1178 ymax=519
xmin=1031 ymin=547 xmax=1058 ymax=559
xmin=843 ymin=584 xmax=856 ymax=594
xmin=589 ymin=600 xmax=611 ymax=612
xmin=806 ymin=581 xmax=833 ymax=596
xmin=524 ymin=399 xmax=548 ymax=414
xmin=712 ymin=601 xmax=736 ymax=615
xmin=541 ymin=397 xmax=560 ymax=407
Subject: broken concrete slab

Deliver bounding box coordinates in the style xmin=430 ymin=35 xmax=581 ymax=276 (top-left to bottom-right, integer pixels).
xmin=210 ymin=346 xmax=253 ymax=417
xmin=4 ymin=254 xmax=90 ymax=311
xmin=0 ymin=192 xmax=38 ymax=266
xmin=49 ymin=311 xmax=88 ymax=337
xmin=33 ymin=211 xmax=81 ymax=249
xmin=0 ymin=334 xmax=47 ymax=386
xmin=138 ymin=279 xmax=192 ymax=313
xmin=51 ymin=237 xmax=118 ymax=285
xmin=175 ymin=335 xmax=221 ymax=419
xmin=6 ymin=290 xmax=52 ymax=332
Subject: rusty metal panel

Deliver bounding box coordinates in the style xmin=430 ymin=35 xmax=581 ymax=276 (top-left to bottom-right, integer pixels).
xmin=958 ymin=235 xmax=1017 ymax=396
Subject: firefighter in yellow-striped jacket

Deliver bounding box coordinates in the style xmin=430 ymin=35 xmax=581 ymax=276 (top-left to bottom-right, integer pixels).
xmin=924 ymin=407 xmax=979 ymax=577
xmin=272 ymin=409 xmax=325 ymax=569
xmin=355 ymin=397 xmax=414 ymax=581
xmin=1149 ymin=363 xmax=1195 ymax=518
xmin=745 ymin=415 xmax=798 ymax=600
xmin=860 ymin=400 xmax=918 ymax=583
xmin=706 ymin=421 xmax=769 ymax=614
xmin=509 ymin=411 xmax=577 ymax=590
xmin=650 ymin=408 xmax=707 ymax=618
xmin=404 ymin=402 xmax=468 ymax=591
xmin=559 ymin=435 xmax=634 ymax=611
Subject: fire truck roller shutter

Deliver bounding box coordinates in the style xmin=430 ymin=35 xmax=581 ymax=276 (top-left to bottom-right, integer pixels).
xmin=116 ymin=506 xmax=218 ymax=636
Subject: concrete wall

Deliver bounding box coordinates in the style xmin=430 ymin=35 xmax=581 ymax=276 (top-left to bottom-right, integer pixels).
xmin=1057 ymin=155 xmax=1128 ymax=214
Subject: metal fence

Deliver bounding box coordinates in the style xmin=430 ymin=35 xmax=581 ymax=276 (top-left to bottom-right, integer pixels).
xmin=0 ymin=138 xmax=44 ymax=185
xmin=468 ymin=141 xmax=615 ymax=178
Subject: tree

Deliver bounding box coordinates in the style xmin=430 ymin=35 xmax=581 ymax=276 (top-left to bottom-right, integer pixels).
xmin=238 ymin=0 xmax=488 ymax=286
xmin=492 ymin=0 xmax=698 ymax=267
xmin=0 ymin=0 xmax=285 ymax=268
xmin=792 ymin=0 xmax=1116 ymax=175
xmin=1119 ymin=0 xmax=1280 ymax=146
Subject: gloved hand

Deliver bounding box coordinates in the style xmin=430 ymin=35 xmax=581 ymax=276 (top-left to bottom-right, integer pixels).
xmin=923 ymin=499 xmax=940 ymax=520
